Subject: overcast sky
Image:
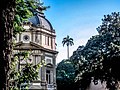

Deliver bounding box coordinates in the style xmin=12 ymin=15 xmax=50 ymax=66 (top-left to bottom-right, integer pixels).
xmin=43 ymin=0 xmax=120 ymax=63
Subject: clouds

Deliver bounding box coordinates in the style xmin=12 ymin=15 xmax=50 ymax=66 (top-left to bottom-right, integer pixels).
xmin=56 ymin=27 xmax=98 ymax=64
xmin=43 ymin=0 xmax=120 ymax=64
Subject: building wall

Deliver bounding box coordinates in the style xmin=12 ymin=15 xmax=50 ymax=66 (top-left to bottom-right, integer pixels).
xmin=15 ymin=28 xmax=56 ymax=51
xmin=14 ymin=26 xmax=57 ymax=90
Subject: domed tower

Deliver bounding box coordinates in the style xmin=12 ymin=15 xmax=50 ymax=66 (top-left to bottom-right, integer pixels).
xmin=14 ymin=1 xmax=58 ymax=90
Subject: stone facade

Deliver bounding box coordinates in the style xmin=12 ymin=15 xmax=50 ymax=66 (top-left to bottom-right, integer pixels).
xmin=14 ymin=13 xmax=58 ymax=90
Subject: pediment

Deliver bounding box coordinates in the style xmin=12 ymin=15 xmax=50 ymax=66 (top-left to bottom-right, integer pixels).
xmin=14 ymin=42 xmax=58 ymax=54
xmin=14 ymin=41 xmax=44 ymax=50
xmin=46 ymin=63 xmax=54 ymax=68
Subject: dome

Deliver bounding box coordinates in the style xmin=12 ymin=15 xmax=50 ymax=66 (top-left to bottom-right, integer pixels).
xmin=28 ymin=14 xmax=53 ymax=30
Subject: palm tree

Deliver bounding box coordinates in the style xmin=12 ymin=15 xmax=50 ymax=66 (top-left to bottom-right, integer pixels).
xmin=62 ymin=35 xmax=74 ymax=59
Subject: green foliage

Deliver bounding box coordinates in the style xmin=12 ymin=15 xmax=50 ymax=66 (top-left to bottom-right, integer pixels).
xmin=62 ymin=35 xmax=74 ymax=46
xmin=97 ymin=12 xmax=120 ymax=35
xmin=10 ymin=51 xmax=43 ymax=90
xmin=70 ymin=46 xmax=84 ymax=70
xmin=14 ymin=0 xmax=49 ymax=36
xmin=56 ymin=59 xmax=79 ymax=90
xmin=71 ymin=12 xmax=120 ymax=90
xmin=10 ymin=0 xmax=48 ymax=89
xmin=14 ymin=0 xmax=34 ymax=36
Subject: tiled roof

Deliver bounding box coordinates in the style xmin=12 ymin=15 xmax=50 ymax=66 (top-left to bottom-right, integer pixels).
xmin=28 ymin=14 xmax=53 ymax=30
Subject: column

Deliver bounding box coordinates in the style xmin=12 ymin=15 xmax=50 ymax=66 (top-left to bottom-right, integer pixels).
xmin=53 ymin=55 xmax=57 ymax=90
xmin=41 ymin=54 xmax=47 ymax=89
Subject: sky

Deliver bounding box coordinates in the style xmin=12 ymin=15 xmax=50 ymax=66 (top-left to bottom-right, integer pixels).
xmin=42 ymin=0 xmax=120 ymax=64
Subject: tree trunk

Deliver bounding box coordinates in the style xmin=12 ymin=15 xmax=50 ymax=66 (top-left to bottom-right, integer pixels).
xmin=0 ymin=0 xmax=15 ymax=90
xmin=67 ymin=45 xmax=69 ymax=59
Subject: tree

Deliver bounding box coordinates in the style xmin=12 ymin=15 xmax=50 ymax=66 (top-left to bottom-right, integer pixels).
xmin=62 ymin=35 xmax=74 ymax=59
xmin=0 ymin=0 xmax=47 ymax=89
xmin=70 ymin=45 xmax=84 ymax=70
xmin=56 ymin=59 xmax=79 ymax=90
xmin=72 ymin=12 xmax=120 ymax=90
xmin=9 ymin=51 xmax=44 ymax=90
xmin=0 ymin=0 xmax=15 ymax=89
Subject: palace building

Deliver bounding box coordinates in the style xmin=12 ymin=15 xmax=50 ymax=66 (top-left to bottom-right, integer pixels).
xmin=14 ymin=1 xmax=58 ymax=90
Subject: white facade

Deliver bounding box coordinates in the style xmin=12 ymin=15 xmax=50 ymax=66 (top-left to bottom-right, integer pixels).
xmin=14 ymin=13 xmax=58 ymax=90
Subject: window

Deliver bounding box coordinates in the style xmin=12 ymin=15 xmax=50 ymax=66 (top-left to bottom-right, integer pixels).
xmin=35 ymin=32 xmax=40 ymax=43
xmin=35 ymin=34 xmax=38 ymax=42
xmin=45 ymin=35 xmax=47 ymax=45
xmin=51 ymin=37 xmax=53 ymax=48
xmin=23 ymin=35 xmax=30 ymax=41
xmin=45 ymin=35 xmax=50 ymax=46
xmin=48 ymin=36 xmax=49 ymax=46
xmin=46 ymin=70 xmax=51 ymax=84
xmin=34 ymin=55 xmax=40 ymax=65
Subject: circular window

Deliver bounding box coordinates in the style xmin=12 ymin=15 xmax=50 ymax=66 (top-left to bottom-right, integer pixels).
xmin=23 ymin=35 xmax=30 ymax=41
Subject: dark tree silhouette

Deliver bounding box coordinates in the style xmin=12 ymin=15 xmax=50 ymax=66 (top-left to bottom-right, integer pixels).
xmin=71 ymin=12 xmax=120 ymax=90
xmin=0 ymin=0 xmax=15 ymax=89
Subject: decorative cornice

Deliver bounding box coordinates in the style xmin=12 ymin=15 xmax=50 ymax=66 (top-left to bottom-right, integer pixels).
xmin=14 ymin=41 xmax=23 ymax=46
xmin=14 ymin=41 xmax=58 ymax=54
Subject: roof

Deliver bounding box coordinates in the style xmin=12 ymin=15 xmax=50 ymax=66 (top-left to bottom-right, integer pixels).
xmin=28 ymin=14 xmax=53 ymax=30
